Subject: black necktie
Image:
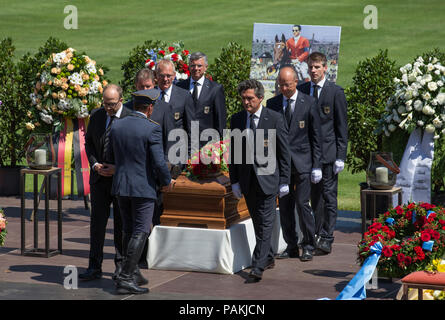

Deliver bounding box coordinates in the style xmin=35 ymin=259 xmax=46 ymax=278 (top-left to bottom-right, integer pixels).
xmin=160 ymin=91 xmax=166 ymax=101
xmin=192 ymin=81 xmax=199 ymax=102
xmin=312 ymin=85 xmax=319 ymax=103
xmin=285 ymin=98 xmax=292 ymax=126
xmin=103 ymin=115 xmax=115 ymax=162
xmin=249 ymin=113 xmax=257 ymax=131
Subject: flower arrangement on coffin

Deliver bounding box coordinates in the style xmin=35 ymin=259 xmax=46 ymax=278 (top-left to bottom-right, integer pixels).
xmin=377 ymin=55 xmax=445 ymax=139
xmin=186 ymin=140 xmax=229 ymax=180
xmin=143 ymin=41 xmax=190 ymax=81
xmin=0 ymin=208 xmax=7 ymax=247
xmin=26 ymin=48 xmax=108 ymax=133
xmin=357 ymin=202 xmax=445 ymax=278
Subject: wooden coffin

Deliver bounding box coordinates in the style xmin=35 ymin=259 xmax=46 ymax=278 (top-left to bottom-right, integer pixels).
xmin=161 ymin=172 xmax=250 ymax=229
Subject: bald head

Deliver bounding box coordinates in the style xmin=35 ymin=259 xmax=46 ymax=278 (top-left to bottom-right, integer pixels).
xmin=277 ymin=66 xmax=298 ymax=98
xmin=103 ymin=83 xmax=123 ymax=99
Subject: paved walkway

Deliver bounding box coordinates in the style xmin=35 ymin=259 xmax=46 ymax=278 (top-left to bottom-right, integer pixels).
xmin=0 ymin=194 xmax=401 ymax=301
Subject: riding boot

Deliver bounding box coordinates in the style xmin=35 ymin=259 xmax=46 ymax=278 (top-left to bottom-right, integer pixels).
xmin=118 ymin=232 xmax=148 ymax=286
xmin=115 ymin=232 xmax=149 ymax=294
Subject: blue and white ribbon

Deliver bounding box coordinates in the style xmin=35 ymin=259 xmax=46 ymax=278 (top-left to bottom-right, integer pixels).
xmin=335 ymin=242 xmax=383 ymax=300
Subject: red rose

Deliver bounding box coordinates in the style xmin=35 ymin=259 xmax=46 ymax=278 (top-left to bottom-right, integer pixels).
xmin=168 ymin=46 xmax=175 ymax=52
xmin=395 ymin=206 xmax=404 ymax=215
xmin=439 ymin=219 xmax=445 ymax=225
xmin=388 ymin=230 xmax=396 ymax=238
xmin=405 ymin=256 xmax=412 ymax=265
xmin=382 ymin=246 xmax=393 ymax=257
xmin=391 ymin=244 xmax=401 ymax=251
xmin=372 ymin=235 xmax=380 ymax=242
xmin=397 ymin=253 xmax=405 ymax=262
xmin=362 ymin=247 xmax=370 ymax=252
xmin=407 ymin=203 xmax=416 ymax=210
xmin=149 ymin=61 xmax=155 ymax=69
xmin=171 ymin=53 xmax=179 ymax=62
xmin=382 ymin=226 xmax=390 ymax=233
xmin=369 ymin=228 xmax=378 ymax=234
xmin=370 ymin=222 xmax=382 ymax=230
xmin=432 ymin=230 xmax=440 ymax=240
xmin=158 ymin=50 xmax=165 ymax=56
xmin=421 ymin=232 xmax=431 ymax=242
xmin=182 ymin=49 xmax=189 ymax=56
xmin=405 ymin=211 xmax=413 ymax=220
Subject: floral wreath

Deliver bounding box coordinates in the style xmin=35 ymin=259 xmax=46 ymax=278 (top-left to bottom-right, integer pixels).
xmin=358 ymin=202 xmax=445 ymax=278
xmin=186 ymin=140 xmax=229 ymax=180
xmin=27 ymin=48 xmax=108 ymax=132
xmin=0 ymin=208 xmax=7 ymax=247
xmin=143 ymin=42 xmax=190 ymax=81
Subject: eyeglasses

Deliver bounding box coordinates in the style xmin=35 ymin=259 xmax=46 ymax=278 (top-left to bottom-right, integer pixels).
xmin=158 ymin=74 xmax=175 ymax=79
xmin=103 ymin=101 xmax=120 ymax=108
xmin=292 ymin=29 xmax=300 ymax=32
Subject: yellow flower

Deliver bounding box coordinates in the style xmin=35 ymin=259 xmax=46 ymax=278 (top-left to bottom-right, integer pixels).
xmin=25 ymin=122 xmax=35 ymax=130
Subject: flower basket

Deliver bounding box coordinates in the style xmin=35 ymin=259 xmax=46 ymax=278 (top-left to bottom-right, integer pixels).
xmin=186 ymin=140 xmax=229 ymax=181
xmin=358 ymin=202 xmax=445 ymax=278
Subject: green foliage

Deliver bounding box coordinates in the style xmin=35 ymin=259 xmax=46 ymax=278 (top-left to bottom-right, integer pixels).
xmin=0 ymin=38 xmax=29 ymax=167
xmin=345 ymin=49 xmax=398 ymax=173
xmin=120 ymin=39 xmax=168 ymax=100
xmin=207 ymin=42 xmax=251 ymax=127
xmin=0 ymin=37 xmax=69 ymax=167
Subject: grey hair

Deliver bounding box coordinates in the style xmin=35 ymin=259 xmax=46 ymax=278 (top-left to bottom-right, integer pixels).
xmin=189 ymin=52 xmax=208 ymax=65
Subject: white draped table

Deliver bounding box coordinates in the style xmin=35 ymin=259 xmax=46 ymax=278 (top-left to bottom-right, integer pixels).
xmin=147 ymin=210 xmax=287 ymax=274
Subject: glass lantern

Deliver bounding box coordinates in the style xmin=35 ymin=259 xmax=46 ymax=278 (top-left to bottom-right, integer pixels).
xmin=25 ymin=133 xmax=56 ymax=170
xmin=366 ymin=152 xmax=399 ymax=190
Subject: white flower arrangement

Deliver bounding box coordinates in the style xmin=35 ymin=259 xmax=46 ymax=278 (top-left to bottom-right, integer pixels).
xmin=379 ymin=55 xmax=445 ymax=139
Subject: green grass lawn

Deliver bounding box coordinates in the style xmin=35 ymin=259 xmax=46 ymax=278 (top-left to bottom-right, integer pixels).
xmin=2 ymin=0 xmax=444 ymax=210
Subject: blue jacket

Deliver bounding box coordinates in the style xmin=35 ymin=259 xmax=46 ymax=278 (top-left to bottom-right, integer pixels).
xmin=109 ymin=112 xmax=171 ymax=199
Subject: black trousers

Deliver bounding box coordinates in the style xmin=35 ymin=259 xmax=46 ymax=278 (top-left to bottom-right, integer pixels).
xmin=244 ymin=173 xmax=276 ymax=271
xmin=311 ymin=163 xmax=338 ymax=243
xmin=279 ymin=172 xmax=315 ymax=251
xmin=118 ymin=196 xmax=155 ymax=236
xmin=89 ymin=177 xmax=123 ymax=270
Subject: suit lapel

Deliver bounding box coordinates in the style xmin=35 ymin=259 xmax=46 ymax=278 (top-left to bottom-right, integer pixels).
xmin=198 ymin=78 xmax=211 ymax=104
xmin=318 ymin=80 xmax=331 ymax=105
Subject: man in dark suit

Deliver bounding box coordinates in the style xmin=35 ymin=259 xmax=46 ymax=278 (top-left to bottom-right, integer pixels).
xmin=108 ymin=89 xmax=175 ymax=294
xmin=229 ymin=79 xmax=291 ymax=281
xmin=267 ymin=66 xmax=323 ymax=262
xmin=155 ymin=59 xmax=195 ymax=160
xmin=297 ymin=52 xmax=348 ymax=255
xmin=176 ymin=52 xmax=227 ymax=147
xmin=80 ymin=84 xmax=132 ymax=281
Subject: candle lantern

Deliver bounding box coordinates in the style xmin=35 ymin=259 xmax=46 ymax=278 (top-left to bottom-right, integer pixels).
xmin=366 ymin=152 xmax=400 ymax=190
xmin=25 ymin=133 xmax=55 ymax=170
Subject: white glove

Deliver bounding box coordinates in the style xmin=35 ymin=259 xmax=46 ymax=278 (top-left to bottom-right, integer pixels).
xmin=311 ymin=168 xmax=322 ymax=184
xmin=333 ymin=159 xmax=345 ymax=175
xmin=279 ymin=184 xmax=289 ymax=198
xmin=231 ymin=182 xmax=243 ymax=199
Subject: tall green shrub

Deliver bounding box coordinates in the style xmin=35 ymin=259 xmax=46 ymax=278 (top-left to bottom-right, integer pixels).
xmin=207 ymin=42 xmax=251 ymax=127
xmin=0 ymin=38 xmax=28 ymax=167
xmin=345 ymin=49 xmax=398 ymax=173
